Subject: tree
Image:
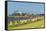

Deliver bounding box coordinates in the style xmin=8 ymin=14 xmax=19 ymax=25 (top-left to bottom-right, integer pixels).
xmin=22 ymin=13 xmax=26 ymax=16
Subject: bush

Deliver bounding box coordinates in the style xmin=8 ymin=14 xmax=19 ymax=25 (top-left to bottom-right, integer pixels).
xmin=37 ymin=19 xmax=41 ymax=21
xmin=17 ymin=20 xmax=21 ymax=24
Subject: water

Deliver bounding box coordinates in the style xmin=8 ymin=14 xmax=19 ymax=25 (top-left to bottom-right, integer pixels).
xmin=8 ymin=17 xmax=30 ymax=21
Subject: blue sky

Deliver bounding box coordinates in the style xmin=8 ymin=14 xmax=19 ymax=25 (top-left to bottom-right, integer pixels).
xmin=8 ymin=2 xmax=44 ymax=16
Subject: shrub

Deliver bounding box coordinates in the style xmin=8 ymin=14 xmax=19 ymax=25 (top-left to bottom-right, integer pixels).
xmin=17 ymin=20 xmax=21 ymax=24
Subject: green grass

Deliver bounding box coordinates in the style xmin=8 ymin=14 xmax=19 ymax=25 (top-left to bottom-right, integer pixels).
xmin=8 ymin=20 xmax=44 ymax=30
xmin=8 ymin=16 xmax=27 ymax=18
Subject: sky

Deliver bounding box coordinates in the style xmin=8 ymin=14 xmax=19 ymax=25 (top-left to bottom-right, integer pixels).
xmin=8 ymin=2 xmax=44 ymax=16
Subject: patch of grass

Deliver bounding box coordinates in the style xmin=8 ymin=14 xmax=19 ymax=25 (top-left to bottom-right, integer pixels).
xmin=8 ymin=20 xmax=44 ymax=30
xmin=8 ymin=16 xmax=28 ymax=18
